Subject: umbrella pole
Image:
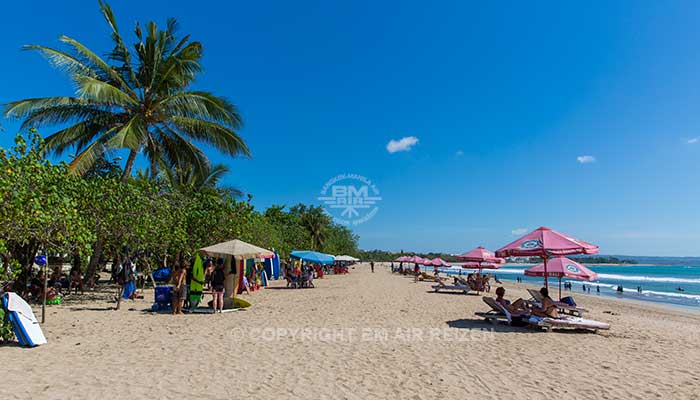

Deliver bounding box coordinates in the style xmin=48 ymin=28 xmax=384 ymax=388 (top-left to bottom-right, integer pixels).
xmin=543 ymin=256 xmax=549 ymax=289
xmin=558 ymin=277 xmax=562 ymax=300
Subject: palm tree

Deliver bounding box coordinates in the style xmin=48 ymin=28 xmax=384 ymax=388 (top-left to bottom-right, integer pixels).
xmin=4 ymin=1 xmax=248 ymax=182
xmin=300 ymin=206 xmax=330 ymax=251
xmin=161 ymin=159 xmax=243 ymax=197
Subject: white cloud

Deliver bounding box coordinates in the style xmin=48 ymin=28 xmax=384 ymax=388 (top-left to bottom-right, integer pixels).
xmin=687 ymin=137 xmax=699 ymax=144
xmin=455 ymin=150 xmax=464 ymax=157
xmin=577 ymin=155 xmax=596 ymax=164
xmin=386 ymin=136 xmax=419 ymax=153
xmin=511 ymin=228 xmax=528 ymax=235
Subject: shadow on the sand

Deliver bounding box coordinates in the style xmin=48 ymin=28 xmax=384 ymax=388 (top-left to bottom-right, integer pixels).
xmin=446 ymin=318 xmax=538 ymax=334
xmin=425 ymin=290 xmax=480 ymax=296
xmin=264 ymin=286 xmax=315 ymax=290
xmin=68 ymin=306 xmax=115 ymax=312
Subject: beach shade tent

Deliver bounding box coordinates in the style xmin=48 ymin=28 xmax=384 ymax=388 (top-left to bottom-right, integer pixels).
xmin=495 ymin=226 xmax=599 ymax=288
xmin=290 ymin=250 xmax=335 ymax=265
xmin=525 ymin=256 xmax=599 ymax=299
xmin=335 ymin=255 xmax=360 ymax=262
xmin=395 ymin=256 xmax=410 ymax=263
xmin=200 ymin=240 xmax=274 ymax=308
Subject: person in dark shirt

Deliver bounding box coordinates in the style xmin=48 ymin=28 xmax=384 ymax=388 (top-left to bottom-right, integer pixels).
xmin=210 ymin=262 xmax=226 ymax=313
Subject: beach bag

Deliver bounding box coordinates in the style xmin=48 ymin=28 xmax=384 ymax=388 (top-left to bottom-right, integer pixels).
xmin=560 ymin=296 xmax=577 ymax=307
xmin=152 ymin=267 xmax=171 ymax=283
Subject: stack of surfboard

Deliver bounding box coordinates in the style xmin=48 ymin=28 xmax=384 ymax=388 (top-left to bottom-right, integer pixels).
xmin=2 ymin=292 xmax=47 ymax=347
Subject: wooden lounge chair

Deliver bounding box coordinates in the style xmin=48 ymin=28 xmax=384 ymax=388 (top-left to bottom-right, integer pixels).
xmin=527 ymin=288 xmax=588 ymax=316
xmin=475 ymin=297 xmax=529 ymax=325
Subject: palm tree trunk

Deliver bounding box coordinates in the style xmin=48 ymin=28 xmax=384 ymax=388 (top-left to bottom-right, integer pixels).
xmin=85 ymin=238 xmax=104 ymax=288
xmin=121 ymin=149 xmax=138 ymax=183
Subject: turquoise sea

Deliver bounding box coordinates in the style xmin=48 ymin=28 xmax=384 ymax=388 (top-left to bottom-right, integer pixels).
xmin=425 ymin=264 xmax=700 ymax=309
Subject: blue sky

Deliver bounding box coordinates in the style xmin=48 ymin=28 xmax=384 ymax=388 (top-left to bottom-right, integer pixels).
xmin=2 ymin=1 xmax=700 ymax=256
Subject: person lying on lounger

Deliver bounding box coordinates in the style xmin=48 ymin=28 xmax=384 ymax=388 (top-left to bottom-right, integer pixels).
xmin=531 ymin=287 xmax=560 ymax=318
xmin=453 ymin=276 xmax=468 ymax=286
xmin=495 ymin=287 xmax=528 ymax=314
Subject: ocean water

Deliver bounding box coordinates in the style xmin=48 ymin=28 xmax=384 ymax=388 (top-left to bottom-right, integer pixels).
xmin=420 ymin=264 xmax=700 ymax=309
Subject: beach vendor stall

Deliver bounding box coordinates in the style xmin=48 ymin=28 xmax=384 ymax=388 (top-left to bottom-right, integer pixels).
xmin=199 ymin=239 xmax=274 ymax=310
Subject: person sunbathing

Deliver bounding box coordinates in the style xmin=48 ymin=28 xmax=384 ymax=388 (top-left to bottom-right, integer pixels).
xmin=495 ymin=287 xmax=528 ymax=314
xmin=531 ymin=287 xmax=560 ymax=318
xmin=453 ymin=276 xmax=469 ymax=286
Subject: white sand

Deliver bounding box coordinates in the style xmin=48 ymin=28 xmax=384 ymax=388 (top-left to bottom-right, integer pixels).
xmin=2 ymin=263 xmax=700 ymax=399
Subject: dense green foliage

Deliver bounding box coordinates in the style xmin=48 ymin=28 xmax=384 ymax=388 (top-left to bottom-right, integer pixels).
xmin=0 ymin=131 xmax=359 ymax=284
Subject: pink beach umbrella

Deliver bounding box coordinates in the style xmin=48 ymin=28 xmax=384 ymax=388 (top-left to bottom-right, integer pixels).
xmin=524 ymin=256 xmax=598 ymax=299
xmin=457 ymin=246 xmax=505 ymax=264
xmin=461 ymin=262 xmax=502 ymax=270
xmin=429 ymin=257 xmax=452 ymax=267
xmin=495 ymin=226 xmax=598 ymax=288
xmin=395 ymin=256 xmax=409 ymax=262
xmin=405 ymin=255 xmax=427 ymax=264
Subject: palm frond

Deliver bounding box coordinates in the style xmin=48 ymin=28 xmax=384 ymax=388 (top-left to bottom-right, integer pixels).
xmin=22 ymin=45 xmax=98 ymax=78
xmin=60 ymin=35 xmax=135 ymax=97
xmin=75 ymin=75 xmax=137 ymax=105
xmin=167 ymin=116 xmax=250 ymax=158
xmin=4 ymin=97 xmax=100 ymax=119
xmin=156 ymin=91 xmax=242 ymax=127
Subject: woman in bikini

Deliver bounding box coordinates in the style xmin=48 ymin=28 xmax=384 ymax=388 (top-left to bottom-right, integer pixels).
xmin=531 ymin=287 xmax=560 ymax=318
xmin=495 ymin=287 xmax=528 ymax=314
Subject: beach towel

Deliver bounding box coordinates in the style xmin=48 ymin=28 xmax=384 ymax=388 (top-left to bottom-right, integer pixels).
xmin=122 ymin=281 xmax=136 ymax=299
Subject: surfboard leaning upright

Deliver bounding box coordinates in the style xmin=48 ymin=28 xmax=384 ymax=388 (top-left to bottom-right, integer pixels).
xmin=2 ymin=292 xmax=47 ymax=347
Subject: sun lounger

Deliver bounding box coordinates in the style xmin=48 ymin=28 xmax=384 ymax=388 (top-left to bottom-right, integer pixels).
xmin=432 ymin=283 xmax=470 ymax=294
xmin=528 ymin=315 xmax=610 ymax=333
xmin=527 ymin=288 xmax=588 ymax=316
xmin=475 ymin=297 xmax=529 ymax=325
xmin=477 ymin=297 xmax=609 ymax=332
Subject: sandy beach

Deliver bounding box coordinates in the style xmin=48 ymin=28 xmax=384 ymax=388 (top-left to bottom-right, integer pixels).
xmin=3 ymin=263 xmax=700 ymax=400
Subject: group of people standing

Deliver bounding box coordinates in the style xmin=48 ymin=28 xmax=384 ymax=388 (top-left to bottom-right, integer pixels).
xmin=169 ymin=258 xmax=227 ymax=315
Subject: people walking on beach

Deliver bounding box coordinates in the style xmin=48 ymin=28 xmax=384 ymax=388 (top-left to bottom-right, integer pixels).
xmin=210 ymin=261 xmax=225 ymax=313
xmin=596 ymin=285 xmax=600 ymax=294
xmin=171 ymin=264 xmax=186 ymax=315
xmin=370 ymin=261 xmax=375 ymax=273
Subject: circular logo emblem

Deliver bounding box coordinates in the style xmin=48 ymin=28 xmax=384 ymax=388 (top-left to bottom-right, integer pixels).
xmin=565 ymin=264 xmax=579 ymax=273
xmin=318 ymin=174 xmax=381 ymax=226
xmin=520 ymin=240 xmax=542 ymax=250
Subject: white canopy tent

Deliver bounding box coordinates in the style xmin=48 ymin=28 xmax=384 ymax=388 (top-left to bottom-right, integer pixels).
xmin=335 ymin=255 xmax=360 ymax=262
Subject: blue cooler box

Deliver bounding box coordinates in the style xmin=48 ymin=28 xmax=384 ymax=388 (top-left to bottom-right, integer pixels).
xmin=155 ymin=285 xmax=173 ymax=305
